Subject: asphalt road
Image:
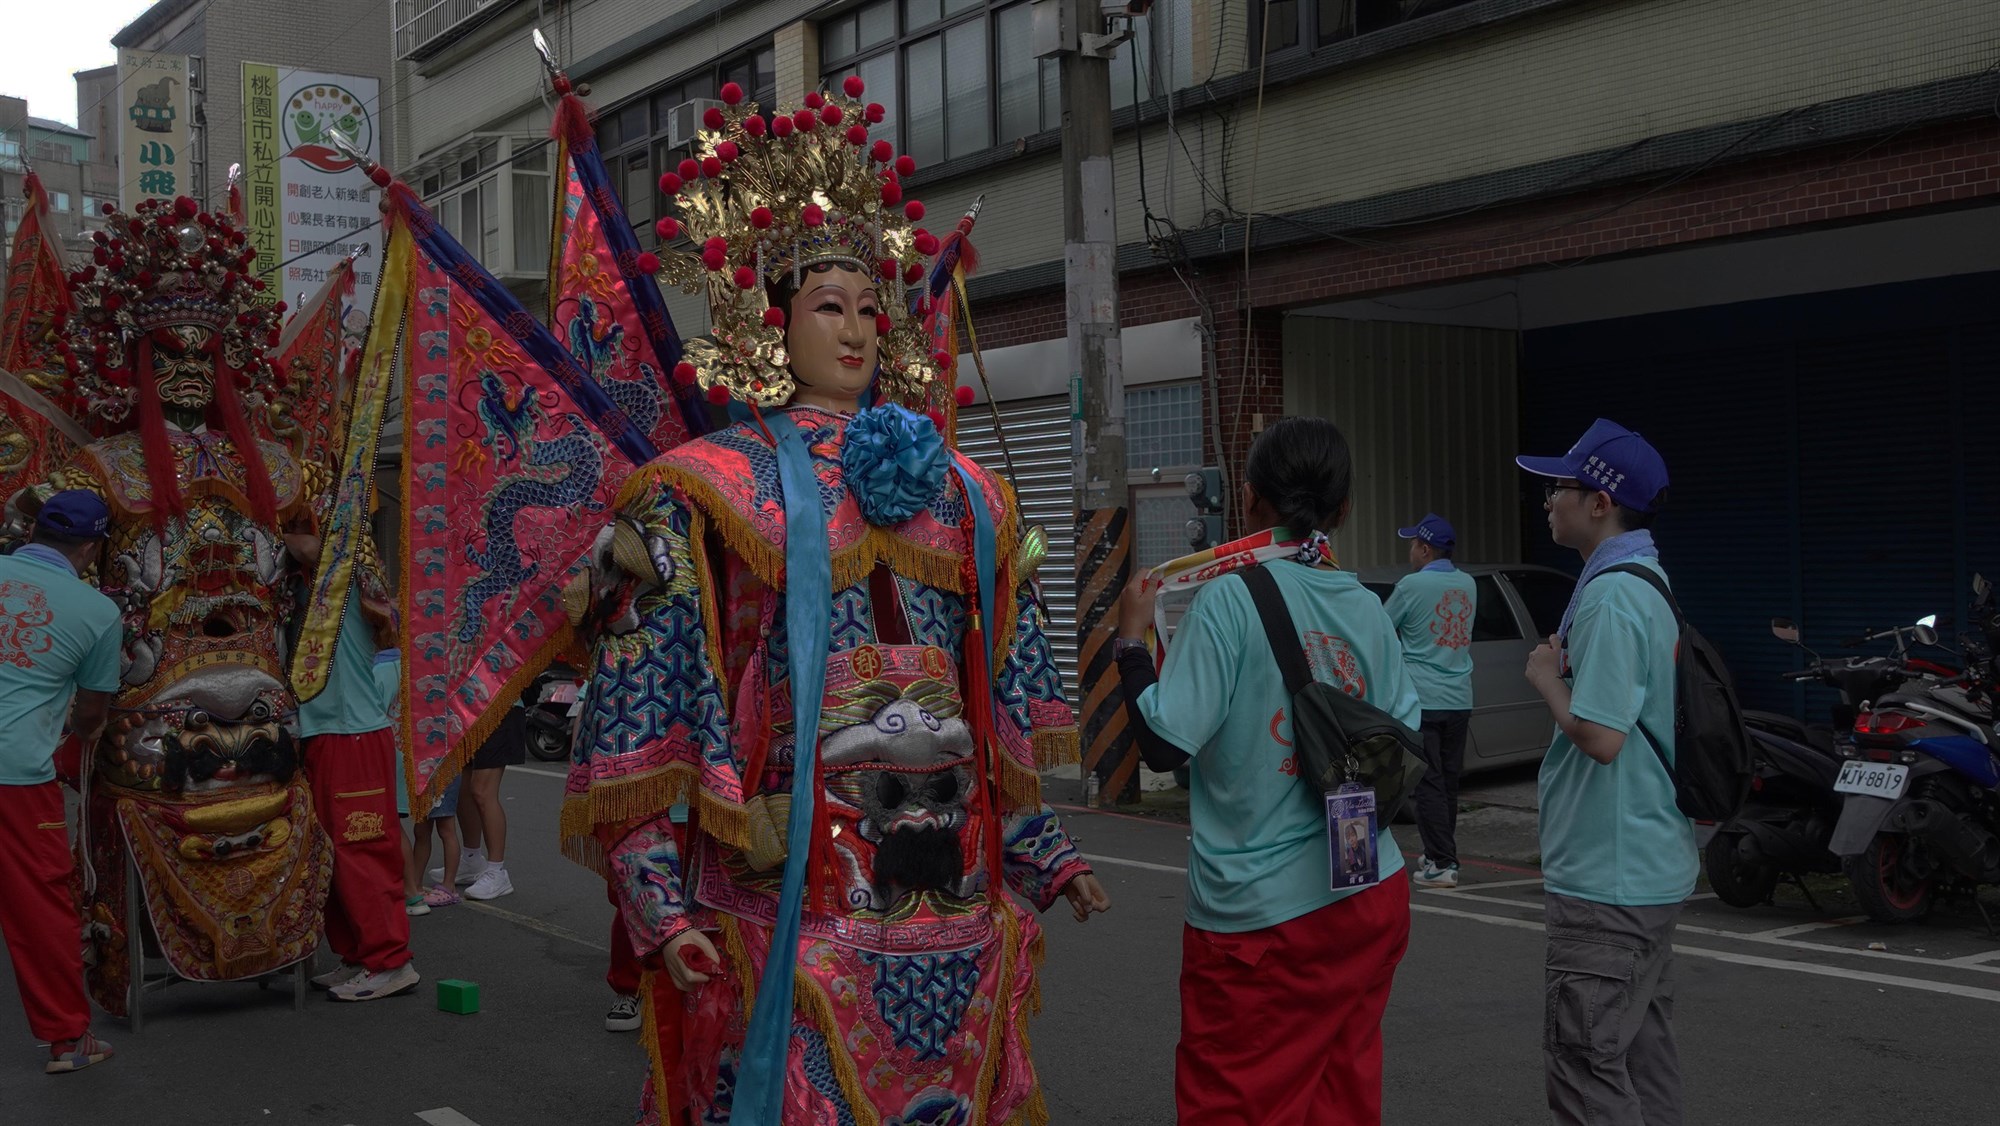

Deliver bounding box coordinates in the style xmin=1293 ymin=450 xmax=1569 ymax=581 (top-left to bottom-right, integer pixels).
xmin=6 ymin=764 xmax=2000 ymax=1125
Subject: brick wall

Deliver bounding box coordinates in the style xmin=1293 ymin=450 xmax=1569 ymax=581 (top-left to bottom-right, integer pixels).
xmin=965 ymin=117 xmax=2000 ymax=497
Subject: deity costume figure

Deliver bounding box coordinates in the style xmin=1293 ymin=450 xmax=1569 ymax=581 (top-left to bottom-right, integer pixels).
xmin=19 ymin=196 xmax=334 ymax=1014
xmin=562 ymin=80 xmax=1106 ymax=1125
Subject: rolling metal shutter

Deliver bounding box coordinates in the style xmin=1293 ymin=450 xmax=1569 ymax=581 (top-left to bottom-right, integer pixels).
xmin=1521 ymin=271 xmax=2000 ymax=714
xmin=954 ymin=396 xmax=1077 ymax=703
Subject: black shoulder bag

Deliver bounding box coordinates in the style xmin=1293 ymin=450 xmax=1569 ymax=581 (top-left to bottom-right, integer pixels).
xmin=1238 ymin=564 xmax=1428 ymax=820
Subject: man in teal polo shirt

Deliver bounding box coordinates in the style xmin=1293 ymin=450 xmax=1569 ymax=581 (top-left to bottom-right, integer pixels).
xmin=1519 ymin=419 xmax=1691 ymax=1126
xmin=1386 ymin=513 xmax=1476 ymax=888
xmin=0 ymin=491 xmax=122 ymax=1073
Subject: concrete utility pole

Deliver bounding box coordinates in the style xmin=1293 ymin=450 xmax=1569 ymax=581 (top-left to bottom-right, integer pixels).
xmin=1048 ymin=0 xmax=1135 ymax=807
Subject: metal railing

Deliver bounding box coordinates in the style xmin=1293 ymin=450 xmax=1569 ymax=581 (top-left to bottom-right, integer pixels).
xmin=394 ymin=0 xmax=521 ymax=62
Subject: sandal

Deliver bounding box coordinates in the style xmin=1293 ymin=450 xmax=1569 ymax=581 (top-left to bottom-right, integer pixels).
xmin=423 ymin=884 xmax=462 ymax=908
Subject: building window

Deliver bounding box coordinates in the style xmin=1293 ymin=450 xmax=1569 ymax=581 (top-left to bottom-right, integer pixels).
xmin=825 ymin=0 xmax=1195 ymax=165
xmin=419 ymin=136 xmax=548 ymax=277
xmin=51 ymin=191 xmax=71 ymax=212
xmin=1255 ymin=0 xmax=1482 ymax=57
xmin=1126 ymin=381 xmax=1206 ymax=570
xmin=592 ymin=44 xmax=776 ymax=240
xmin=0 ymin=137 xmax=24 ymax=173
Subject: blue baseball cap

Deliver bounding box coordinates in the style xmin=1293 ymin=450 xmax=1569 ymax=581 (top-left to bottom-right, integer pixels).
xmin=1397 ymin=513 xmax=1456 ymax=549
xmin=36 ymin=490 xmax=110 ymax=539
xmin=1516 ymin=418 xmax=1669 ymax=513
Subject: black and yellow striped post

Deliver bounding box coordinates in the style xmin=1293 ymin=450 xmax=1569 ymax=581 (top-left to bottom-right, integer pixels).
xmin=1076 ymin=505 xmax=1136 ymax=806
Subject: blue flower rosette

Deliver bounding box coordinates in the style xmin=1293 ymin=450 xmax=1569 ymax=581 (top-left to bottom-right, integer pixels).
xmin=842 ymin=404 xmax=948 ymax=527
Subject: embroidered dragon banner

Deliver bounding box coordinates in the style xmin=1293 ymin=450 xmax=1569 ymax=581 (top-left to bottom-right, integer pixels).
xmin=0 ymin=172 xmax=80 ymax=497
xmin=268 ymin=255 xmax=355 ymax=474
xmin=388 ymin=184 xmax=659 ymax=816
xmin=548 ymin=97 xmax=707 ymax=454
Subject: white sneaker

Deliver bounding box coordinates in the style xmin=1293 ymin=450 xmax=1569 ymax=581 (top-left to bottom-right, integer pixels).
xmin=310 ymin=961 xmax=364 ymax=990
xmin=428 ymin=852 xmax=489 ymax=888
xmin=329 ymin=961 xmax=421 ymax=1002
xmin=1412 ymin=859 xmax=1460 ymax=889
xmin=464 ymin=866 xmax=514 ymax=901
xmin=605 ymin=993 xmax=642 ymax=1032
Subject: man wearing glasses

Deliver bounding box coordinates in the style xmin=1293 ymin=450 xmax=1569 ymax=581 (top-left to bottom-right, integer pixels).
xmin=1517 ymin=419 xmax=1691 ymax=1126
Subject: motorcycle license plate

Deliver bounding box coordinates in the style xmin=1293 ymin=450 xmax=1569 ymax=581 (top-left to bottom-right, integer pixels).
xmin=547 ymin=683 xmax=579 ymax=704
xmin=1833 ymin=760 xmax=1910 ymax=800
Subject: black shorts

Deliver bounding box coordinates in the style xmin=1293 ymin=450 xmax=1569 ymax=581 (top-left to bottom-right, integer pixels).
xmin=469 ymin=707 xmax=528 ymax=770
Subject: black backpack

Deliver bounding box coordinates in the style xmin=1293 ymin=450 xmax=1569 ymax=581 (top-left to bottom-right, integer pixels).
xmin=1590 ymin=563 xmax=1753 ymax=822
xmin=1238 ymin=565 xmax=1428 ymax=821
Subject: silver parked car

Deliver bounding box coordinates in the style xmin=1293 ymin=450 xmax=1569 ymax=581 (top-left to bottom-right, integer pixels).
xmin=1357 ymin=563 xmax=1576 ymax=774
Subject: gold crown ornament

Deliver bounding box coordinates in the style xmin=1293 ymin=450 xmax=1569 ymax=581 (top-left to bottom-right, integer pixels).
xmin=54 ymin=195 xmax=284 ymax=425
xmin=651 ymin=77 xmax=944 ymax=409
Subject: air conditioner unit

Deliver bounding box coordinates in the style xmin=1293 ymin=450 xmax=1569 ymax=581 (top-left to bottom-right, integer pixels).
xmin=666 ymin=99 xmax=725 ymax=149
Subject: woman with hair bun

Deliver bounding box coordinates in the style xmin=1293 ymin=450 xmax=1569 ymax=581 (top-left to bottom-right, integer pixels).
xmin=1115 ymin=416 xmax=1421 ymax=1125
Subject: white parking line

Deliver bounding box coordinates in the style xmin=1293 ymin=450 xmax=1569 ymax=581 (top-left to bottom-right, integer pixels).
xmin=461 ymin=900 xmax=608 ymax=953
xmin=1411 ymin=903 xmax=2000 ymax=1005
xmin=1750 ymin=916 xmax=1868 ymax=939
xmin=1080 ymin=851 xmax=2000 ymax=986
xmin=509 ymin=765 xmax=568 ymax=781
xmin=417 ymin=1111 xmax=484 ymax=1126
xmin=1420 ymin=876 xmax=1547 ymax=894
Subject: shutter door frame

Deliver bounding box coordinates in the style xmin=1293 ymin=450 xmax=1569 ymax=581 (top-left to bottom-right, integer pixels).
xmin=954 ymin=397 xmax=1078 ymax=704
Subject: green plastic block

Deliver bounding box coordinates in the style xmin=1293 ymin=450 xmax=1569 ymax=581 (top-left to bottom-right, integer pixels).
xmin=436 ymin=978 xmax=480 ymax=1015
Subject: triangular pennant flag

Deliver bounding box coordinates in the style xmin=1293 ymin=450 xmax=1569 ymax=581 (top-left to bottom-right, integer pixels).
xmin=0 ymin=171 xmax=82 ymax=497
xmin=268 ymin=255 xmax=356 ymax=469
xmin=386 ymin=180 xmax=658 ymax=816
xmin=548 ymin=91 xmax=707 ymax=454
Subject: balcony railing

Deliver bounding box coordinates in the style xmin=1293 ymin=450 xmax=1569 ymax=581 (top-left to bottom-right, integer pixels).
xmin=395 ymin=0 xmax=522 ymax=62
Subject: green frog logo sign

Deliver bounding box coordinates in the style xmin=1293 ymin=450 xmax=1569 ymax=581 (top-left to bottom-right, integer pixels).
xmin=282 ymin=84 xmax=372 ymax=173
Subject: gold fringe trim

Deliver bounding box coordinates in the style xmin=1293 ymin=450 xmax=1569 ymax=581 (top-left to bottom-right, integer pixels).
xmin=795 ymin=967 xmax=884 ymax=1126
xmin=994 ymin=914 xmax=1052 ymax=1126
xmin=686 ymin=504 xmax=734 ymax=707
xmin=640 ymin=965 xmax=670 ymax=1108
xmin=1030 ymin=728 xmax=1080 ymax=770
xmin=557 ymin=768 xmax=751 ymax=867
xmin=620 ymin=459 xmax=1021 ymax=600
xmin=722 ymin=915 xmax=756 ymax=1016
xmin=997 ymin=752 xmax=1045 ymax=814
xmin=407 ymin=620 xmax=576 ymax=821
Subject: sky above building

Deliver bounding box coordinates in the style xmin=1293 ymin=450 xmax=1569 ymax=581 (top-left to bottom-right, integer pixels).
xmin=1 ymin=1 xmax=158 ymax=129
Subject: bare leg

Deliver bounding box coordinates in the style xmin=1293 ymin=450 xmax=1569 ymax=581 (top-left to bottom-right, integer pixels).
xmin=439 ymin=818 xmax=462 ymax=886
xmin=465 ymin=767 xmax=507 ymax=863
xmin=401 ymin=821 xmax=421 ymax=898
xmin=456 ymin=794 xmax=484 ymax=856
xmin=411 ymin=818 xmax=435 ymax=886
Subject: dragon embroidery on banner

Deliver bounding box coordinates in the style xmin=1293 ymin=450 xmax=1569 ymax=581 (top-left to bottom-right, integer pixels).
xmin=457 ymin=389 xmax=606 ymax=644
xmin=562 ymin=293 xmax=666 ymax=444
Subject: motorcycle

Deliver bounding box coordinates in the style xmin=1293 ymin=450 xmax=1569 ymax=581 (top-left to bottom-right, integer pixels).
xmin=1827 ymin=581 xmax=2000 ymax=924
xmin=1707 ymin=622 xmax=1915 ymax=908
xmin=523 ymin=660 xmax=585 ymax=763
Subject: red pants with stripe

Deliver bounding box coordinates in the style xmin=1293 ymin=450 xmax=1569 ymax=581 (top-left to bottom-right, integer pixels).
xmin=303 ymin=729 xmax=411 ymax=973
xmin=0 ymin=781 xmax=90 ymax=1042
xmin=1175 ymin=878 xmax=1411 ymax=1126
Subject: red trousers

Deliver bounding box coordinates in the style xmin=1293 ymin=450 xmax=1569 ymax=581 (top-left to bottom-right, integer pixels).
xmin=304 ymin=729 xmax=411 ymax=972
xmin=0 ymin=781 xmax=89 ymax=1042
xmin=1176 ymin=879 xmax=1412 ymax=1126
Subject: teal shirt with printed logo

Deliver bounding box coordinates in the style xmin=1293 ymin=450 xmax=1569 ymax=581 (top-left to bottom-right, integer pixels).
xmin=1138 ymin=565 xmax=1422 ymax=933
xmin=1384 ymin=562 xmax=1477 ymax=711
xmin=1537 ymin=557 xmax=1697 ymax=906
xmin=297 ymin=587 xmax=392 ymax=738
xmin=0 ymin=552 xmax=123 ymax=785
